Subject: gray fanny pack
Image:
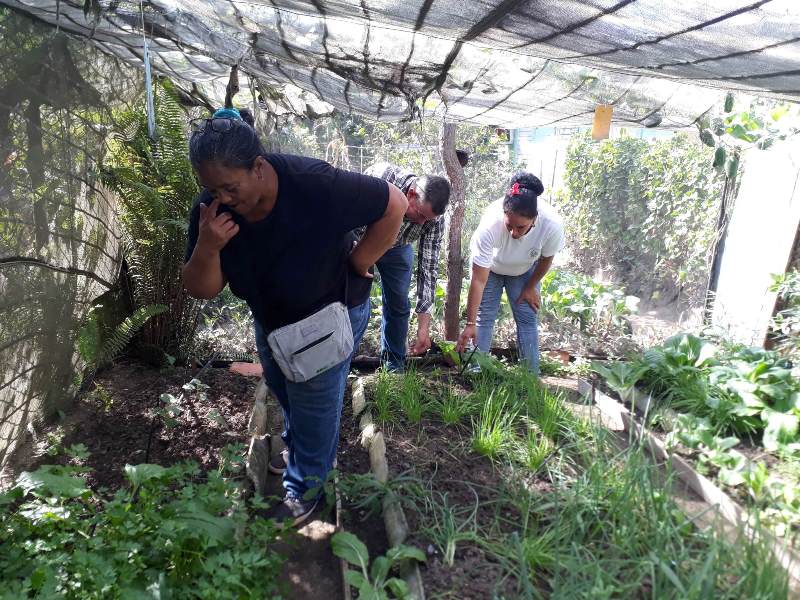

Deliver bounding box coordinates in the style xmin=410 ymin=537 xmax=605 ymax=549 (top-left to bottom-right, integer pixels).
xmin=267 ymin=301 xmax=353 ymax=383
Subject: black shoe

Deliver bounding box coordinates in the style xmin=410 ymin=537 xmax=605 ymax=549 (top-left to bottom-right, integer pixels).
xmin=268 ymin=449 xmax=288 ymax=475
xmin=268 ymin=494 xmax=319 ymax=528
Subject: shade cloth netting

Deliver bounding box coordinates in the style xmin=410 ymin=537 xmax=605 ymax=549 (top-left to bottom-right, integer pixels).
xmin=2 ymin=1 xmax=800 ymax=126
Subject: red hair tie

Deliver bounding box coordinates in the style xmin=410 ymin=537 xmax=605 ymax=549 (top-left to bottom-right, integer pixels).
xmin=509 ymin=182 xmax=522 ymax=196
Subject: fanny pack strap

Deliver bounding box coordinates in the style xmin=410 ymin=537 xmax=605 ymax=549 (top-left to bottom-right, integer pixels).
xmin=343 ymin=257 xmax=349 ymax=306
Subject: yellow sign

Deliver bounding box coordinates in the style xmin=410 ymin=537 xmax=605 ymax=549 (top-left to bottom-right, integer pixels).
xmin=592 ymin=105 xmax=613 ymax=140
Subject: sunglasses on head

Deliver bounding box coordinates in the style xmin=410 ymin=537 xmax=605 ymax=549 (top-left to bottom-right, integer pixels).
xmin=189 ymin=117 xmax=240 ymax=134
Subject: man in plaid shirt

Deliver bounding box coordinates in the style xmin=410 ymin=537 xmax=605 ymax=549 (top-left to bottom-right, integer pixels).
xmin=356 ymin=162 xmax=451 ymax=371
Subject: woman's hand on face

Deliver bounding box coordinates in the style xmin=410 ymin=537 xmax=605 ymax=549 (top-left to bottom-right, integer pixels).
xmin=455 ymin=324 xmax=476 ymax=353
xmin=198 ymin=198 xmax=239 ymax=251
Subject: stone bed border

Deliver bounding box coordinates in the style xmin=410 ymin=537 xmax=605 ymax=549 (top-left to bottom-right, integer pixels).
xmin=349 ymin=376 xmax=426 ymax=600
xmin=577 ymin=378 xmax=800 ymax=588
xmin=245 ymin=378 xmax=271 ymax=498
xmin=244 ymin=377 xmax=425 ymax=600
xmin=245 ymin=372 xmax=799 ymax=596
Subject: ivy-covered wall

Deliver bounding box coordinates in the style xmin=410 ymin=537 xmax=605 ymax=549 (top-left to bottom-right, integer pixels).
xmin=0 ymin=10 xmax=142 ymax=468
xmin=555 ymin=132 xmax=723 ymax=310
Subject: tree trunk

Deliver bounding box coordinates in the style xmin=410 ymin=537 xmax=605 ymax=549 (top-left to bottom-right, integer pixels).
xmin=440 ymin=121 xmax=466 ymax=340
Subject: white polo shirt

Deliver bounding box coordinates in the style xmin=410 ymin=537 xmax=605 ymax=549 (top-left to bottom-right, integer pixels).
xmin=469 ymin=198 xmax=565 ymax=276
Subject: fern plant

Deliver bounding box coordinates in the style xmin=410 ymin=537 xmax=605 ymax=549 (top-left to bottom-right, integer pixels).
xmin=102 ymin=81 xmax=202 ymax=362
xmin=99 ymin=304 xmax=168 ymax=364
xmin=79 ymin=303 xmax=167 ymax=371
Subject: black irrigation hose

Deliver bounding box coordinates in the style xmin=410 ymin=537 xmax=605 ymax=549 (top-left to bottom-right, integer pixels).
xmin=144 ymin=352 xmax=219 ymax=463
xmin=458 ymin=345 xmax=479 ymax=377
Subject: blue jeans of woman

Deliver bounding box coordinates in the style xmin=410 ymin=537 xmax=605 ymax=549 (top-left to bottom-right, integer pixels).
xmin=475 ymin=263 xmax=540 ymax=374
xmin=254 ymin=299 xmax=370 ymax=499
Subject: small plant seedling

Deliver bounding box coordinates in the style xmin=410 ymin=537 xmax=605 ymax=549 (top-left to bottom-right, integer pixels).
xmin=399 ymin=369 xmax=427 ymax=424
xmin=332 ymin=531 xmax=425 ymax=599
xmin=437 ymin=384 xmax=473 ymax=426
xmin=471 ymin=390 xmax=518 ymax=459
xmin=520 ymin=426 xmax=554 ymax=473
xmin=90 ymin=382 xmax=114 ymax=413
xmin=207 ymin=409 xmax=228 ymax=428
xmin=44 ymin=427 xmax=66 ymax=457
xmin=373 ymin=368 xmax=400 ymax=425
xmin=420 ymin=490 xmax=481 ymax=567
xmin=156 ymin=393 xmax=184 ymax=428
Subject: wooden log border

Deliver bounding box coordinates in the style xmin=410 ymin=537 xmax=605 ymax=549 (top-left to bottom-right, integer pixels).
xmin=577 ymin=379 xmax=800 ymax=587
xmin=349 ymin=376 xmax=426 ymax=600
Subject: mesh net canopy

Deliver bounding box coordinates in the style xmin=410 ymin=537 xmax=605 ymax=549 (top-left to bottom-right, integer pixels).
xmin=2 ymin=0 xmax=799 ymax=127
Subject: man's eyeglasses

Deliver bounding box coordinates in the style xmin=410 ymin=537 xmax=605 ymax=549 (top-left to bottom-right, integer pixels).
xmin=190 ymin=117 xmax=239 ymax=134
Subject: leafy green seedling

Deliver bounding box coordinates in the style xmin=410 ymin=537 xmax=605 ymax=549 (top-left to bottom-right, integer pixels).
xmin=332 ymin=531 xmax=425 ymax=599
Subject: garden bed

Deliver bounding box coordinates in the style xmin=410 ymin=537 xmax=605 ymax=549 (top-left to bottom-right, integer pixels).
xmin=581 ymin=379 xmax=800 ymax=591
xmin=335 ymin=363 xmax=790 ymax=598
xmin=593 ymin=333 xmax=800 ymax=551
xmin=2 ymin=355 xmax=794 ymax=598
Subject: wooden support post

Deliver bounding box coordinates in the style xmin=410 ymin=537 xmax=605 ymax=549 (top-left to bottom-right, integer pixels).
xmin=439 ymin=121 xmax=466 ymax=341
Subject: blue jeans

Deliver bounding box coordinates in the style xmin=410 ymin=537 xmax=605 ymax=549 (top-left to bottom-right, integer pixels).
xmin=475 ymin=264 xmax=540 ymax=374
xmin=254 ymin=299 xmax=370 ymax=499
xmin=375 ymin=244 xmax=414 ymax=372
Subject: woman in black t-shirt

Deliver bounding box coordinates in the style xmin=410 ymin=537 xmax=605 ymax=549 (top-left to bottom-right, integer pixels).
xmin=183 ymin=109 xmax=406 ymax=526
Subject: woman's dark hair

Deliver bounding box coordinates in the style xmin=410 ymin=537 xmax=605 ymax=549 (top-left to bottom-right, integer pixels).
xmin=502 ymin=171 xmax=544 ymax=219
xmin=189 ymin=116 xmax=264 ymax=171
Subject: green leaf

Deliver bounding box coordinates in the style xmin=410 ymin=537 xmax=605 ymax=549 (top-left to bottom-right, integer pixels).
xmin=357 ymin=583 xmax=384 ymax=600
xmin=713 ymin=146 xmax=726 ymax=170
xmin=716 ymin=437 xmax=740 ymax=451
xmin=762 ymin=410 xmax=799 ymax=451
xmin=385 ymin=545 xmax=427 ymax=565
xmin=699 ymin=129 xmax=715 ymax=147
xmin=332 ymin=531 xmax=370 ymax=570
xmin=757 ymin=137 xmax=775 ymax=151
xmin=370 ymin=556 xmax=390 ymax=585
xmin=174 ymin=506 xmax=235 ymax=544
xmin=14 ymin=466 xmax=89 ymax=498
xmin=695 ymin=342 xmax=718 ymax=368
xmin=771 ymin=104 xmax=790 ymax=121
xmin=30 ymin=567 xmax=47 ymax=590
xmin=718 ymin=467 xmax=745 ymax=487
xmin=657 ymin=557 xmax=687 ymax=594
xmin=124 ymin=464 xmax=168 ymax=489
xmin=66 ymin=443 xmax=90 ymax=460
xmin=729 ymin=125 xmax=756 ymax=143
xmin=385 ymin=578 xmax=411 ymax=599
xmin=724 ymin=92 xmax=734 ymax=113
xmin=345 ymin=570 xmax=368 ymax=589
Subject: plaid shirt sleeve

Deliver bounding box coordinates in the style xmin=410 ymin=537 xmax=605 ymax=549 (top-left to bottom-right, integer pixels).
xmin=415 ymin=215 xmax=444 ymax=314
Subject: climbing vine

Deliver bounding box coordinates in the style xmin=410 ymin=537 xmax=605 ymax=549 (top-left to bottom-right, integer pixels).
xmin=555 ymin=131 xmax=723 ymax=309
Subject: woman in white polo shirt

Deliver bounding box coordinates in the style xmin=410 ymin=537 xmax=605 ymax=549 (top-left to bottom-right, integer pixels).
xmin=456 ymin=172 xmax=564 ymax=373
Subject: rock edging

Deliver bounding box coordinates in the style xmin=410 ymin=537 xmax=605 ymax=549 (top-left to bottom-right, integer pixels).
xmin=350 ymin=376 xmax=425 ymax=600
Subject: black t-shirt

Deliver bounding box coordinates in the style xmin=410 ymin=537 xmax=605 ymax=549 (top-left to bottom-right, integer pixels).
xmin=185 ymin=153 xmax=389 ymax=330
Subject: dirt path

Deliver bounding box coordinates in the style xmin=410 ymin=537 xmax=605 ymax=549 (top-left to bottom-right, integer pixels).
xmin=261 ymin=394 xmax=344 ymax=600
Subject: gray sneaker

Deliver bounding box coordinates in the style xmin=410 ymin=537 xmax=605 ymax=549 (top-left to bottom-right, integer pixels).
xmin=268 ymin=449 xmax=288 ymax=475
xmin=268 ymin=494 xmax=319 ymax=528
